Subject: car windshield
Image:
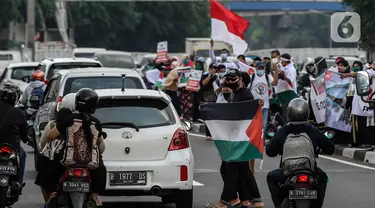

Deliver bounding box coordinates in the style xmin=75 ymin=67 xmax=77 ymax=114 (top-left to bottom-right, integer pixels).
xmin=95 ymin=54 xmax=135 ymax=68
xmin=95 ymin=98 xmax=176 ymax=128
xmin=11 ymin=66 xmax=38 ymax=80
xmin=47 ymin=62 xmax=101 ymax=80
xmin=63 ymin=76 xmax=143 ymax=96
xmin=74 ymin=53 xmax=95 ymax=58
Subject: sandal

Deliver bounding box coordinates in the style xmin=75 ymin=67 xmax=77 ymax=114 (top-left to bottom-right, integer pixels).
xmin=204 ymin=200 xmax=240 ymax=208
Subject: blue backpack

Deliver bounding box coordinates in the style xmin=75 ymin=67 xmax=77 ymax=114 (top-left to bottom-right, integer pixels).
xmin=30 ymin=86 xmax=44 ymax=106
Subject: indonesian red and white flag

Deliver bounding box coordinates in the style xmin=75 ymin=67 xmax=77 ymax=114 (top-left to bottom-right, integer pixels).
xmin=210 ymin=0 xmax=249 ymax=55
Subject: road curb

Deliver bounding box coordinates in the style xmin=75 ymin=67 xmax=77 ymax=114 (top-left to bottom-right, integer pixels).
xmin=334 ymin=145 xmax=375 ymax=164
xmin=192 ymin=123 xmax=206 ymax=134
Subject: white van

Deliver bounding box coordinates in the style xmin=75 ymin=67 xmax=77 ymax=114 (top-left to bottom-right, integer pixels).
xmin=72 ymin=47 xmax=106 ymax=58
xmin=0 ymin=50 xmax=22 ymax=74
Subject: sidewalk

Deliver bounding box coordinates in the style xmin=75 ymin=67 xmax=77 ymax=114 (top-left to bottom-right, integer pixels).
xmin=334 ymin=145 xmax=375 ymax=165
xmin=192 ymin=122 xmax=206 ymax=134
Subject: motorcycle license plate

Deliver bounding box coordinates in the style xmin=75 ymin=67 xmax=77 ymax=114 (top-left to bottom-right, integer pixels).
xmin=63 ymin=181 xmax=90 ymax=192
xmin=0 ymin=165 xmax=17 ymax=175
xmin=289 ymin=189 xmax=317 ymax=200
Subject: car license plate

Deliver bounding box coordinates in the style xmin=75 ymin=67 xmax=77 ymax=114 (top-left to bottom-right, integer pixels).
xmin=289 ymin=189 xmax=317 ymax=200
xmin=63 ymin=181 xmax=90 ymax=192
xmin=0 ymin=165 xmax=17 ymax=175
xmin=109 ymin=171 xmax=147 ymax=186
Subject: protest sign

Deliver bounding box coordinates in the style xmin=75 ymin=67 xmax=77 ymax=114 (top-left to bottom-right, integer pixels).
xmin=177 ymin=67 xmax=192 ymax=87
xmin=324 ymin=68 xmax=352 ymax=132
xmin=310 ymin=73 xmax=326 ymax=124
xmin=186 ymin=70 xmax=203 ymax=92
xmin=155 ymin=41 xmax=168 ymax=64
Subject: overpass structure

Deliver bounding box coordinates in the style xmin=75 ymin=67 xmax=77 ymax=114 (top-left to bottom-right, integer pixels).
xmin=224 ymin=0 xmax=350 ymax=16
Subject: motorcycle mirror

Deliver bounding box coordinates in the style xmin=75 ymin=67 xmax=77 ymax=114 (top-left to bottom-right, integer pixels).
xmin=21 ymin=76 xmax=30 ymax=83
xmin=181 ymin=120 xmax=193 ymax=131
xmin=356 ymin=71 xmax=371 ymax=97
xmin=101 ymin=132 xmax=107 ymax=139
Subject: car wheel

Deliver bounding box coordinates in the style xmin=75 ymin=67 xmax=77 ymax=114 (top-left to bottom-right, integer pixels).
xmin=175 ymin=189 xmax=193 ymax=208
xmin=161 ymin=195 xmax=174 ymax=204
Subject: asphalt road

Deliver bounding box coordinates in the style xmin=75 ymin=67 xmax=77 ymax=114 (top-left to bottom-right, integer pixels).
xmin=15 ymin=133 xmax=375 ymax=208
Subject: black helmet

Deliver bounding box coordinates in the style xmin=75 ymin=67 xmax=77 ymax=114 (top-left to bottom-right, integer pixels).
xmin=287 ymin=98 xmax=310 ymax=122
xmin=2 ymin=81 xmax=22 ymax=101
xmin=0 ymin=88 xmax=17 ymax=106
xmin=75 ymin=88 xmax=99 ymax=114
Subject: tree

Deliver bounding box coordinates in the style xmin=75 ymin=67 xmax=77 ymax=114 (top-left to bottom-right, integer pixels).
xmin=343 ymin=0 xmax=375 ymax=50
xmin=68 ymin=2 xmax=210 ymax=52
xmin=0 ymin=0 xmax=22 ymax=29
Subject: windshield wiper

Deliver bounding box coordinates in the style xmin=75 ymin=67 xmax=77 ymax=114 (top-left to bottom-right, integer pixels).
xmin=101 ymin=122 xmax=139 ymax=132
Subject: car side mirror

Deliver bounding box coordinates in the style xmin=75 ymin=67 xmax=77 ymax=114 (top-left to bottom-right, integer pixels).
xmin=21 ymin=76 xmax=30 ymax=83
xmin=356 ymin=71 xmax=371 ymax=96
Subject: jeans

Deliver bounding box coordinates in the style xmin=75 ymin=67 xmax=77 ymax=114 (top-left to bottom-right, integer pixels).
xmin=19 ymin=147 xmax=26 ymax=184
xmin=267 ymin=167 xmax=327 ymax=208
xmin=220 ymin=161 xmax=262 ymax=202
xmin=262 ymin=108 xmax=269 ymax=134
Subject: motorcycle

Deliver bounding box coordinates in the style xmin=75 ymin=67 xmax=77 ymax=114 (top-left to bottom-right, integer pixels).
xmin=26 ymin=95 xmax=42 ymax=148
xmin=0 ymin=144 xmax=22 ymax=208
xmin=49 ymin=133 xmax=107 ymax=208
xmin=281 ymin=169 xmax=319 ymax=208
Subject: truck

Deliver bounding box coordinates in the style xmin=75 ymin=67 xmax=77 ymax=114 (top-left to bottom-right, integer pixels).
xmin=185 ymin=38 xmax=232 ymax=61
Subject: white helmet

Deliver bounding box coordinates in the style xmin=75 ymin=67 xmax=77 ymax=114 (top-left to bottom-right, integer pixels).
xmin=60 ymin=93 xmax=76 ymax=111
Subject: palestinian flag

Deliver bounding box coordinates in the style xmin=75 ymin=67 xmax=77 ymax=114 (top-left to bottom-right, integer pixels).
xmin=275 ymin=80 xmax=297 ymax=105
xmin=200 ymin=100 xmax=264 ymax=162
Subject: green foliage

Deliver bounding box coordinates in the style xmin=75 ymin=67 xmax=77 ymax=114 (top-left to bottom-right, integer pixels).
xmin=0 ymin=0 xmax=22 ymax=28
xmin=343 ymin=0 xmax=375 ymax=49
xmin=69 ymin=2 xmax=210 ymax=52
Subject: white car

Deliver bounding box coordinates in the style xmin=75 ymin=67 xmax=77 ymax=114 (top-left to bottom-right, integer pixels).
xmin=0 ymin=62 xmax=39 ymax=91
xmin=33 ymin=68 xmax=147 ymax=170
xmin=36 ymin=57 xmax=103 ymax=83
xmin=73 ymin=47 xmax=106 ymax=58
xmin=94 ymin=89 xmax=194 ymax=208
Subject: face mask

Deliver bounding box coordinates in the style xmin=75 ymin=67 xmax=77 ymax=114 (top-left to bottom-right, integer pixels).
xmin=226 ymin=82 xmax=239 ymax=91
xmin=221 ymin=53 xmax=228 ymax=60
xmin=218 ymin=72 xmax=226 ymax=78
xmin=183 ymin=59 xmax=189 ymax=65
xmin=352 ymin=67 xmax=360 ymax=72
xmin=271 ymin=58 xmax=279 ymax=64
xmin=171 ymin=61 xmax=178 ymax=68
xmin=256 ymin=70 xmax=265 ymax=76
xmin=223 ymin=92 xmax=232 ymax=101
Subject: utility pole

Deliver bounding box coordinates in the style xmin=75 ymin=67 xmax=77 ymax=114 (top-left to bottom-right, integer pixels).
xmin=27 ymin=0 xmax=36 ymax=61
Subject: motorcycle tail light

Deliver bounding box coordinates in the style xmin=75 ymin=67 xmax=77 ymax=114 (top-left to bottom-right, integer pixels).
xmin=0 ymin=146 xmax=12 ymax=154
xmin=68 ymin=168 xmax=88 ymax=177
xmin=297 ymin=174 xmax=309 ymax=183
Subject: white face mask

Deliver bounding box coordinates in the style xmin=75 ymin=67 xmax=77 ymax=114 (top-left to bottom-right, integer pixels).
xmin=271 ymin=58 xmax=279 ymax=64
xmin=221 ymin=53 xmax=228 ymax=60
xmin=218 ymin=72 xmax=226 ymax=78
xmin=171 ymin=61 xmax=178 ymax=68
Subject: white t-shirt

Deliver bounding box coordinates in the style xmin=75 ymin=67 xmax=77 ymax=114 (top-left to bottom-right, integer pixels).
xmin=249 ymin=74 xmax=274 ymax=108
xmin=279 ymin=63 xmax=297 ymax=93
xmin=213 ymin=78 xmax=227 ymax=103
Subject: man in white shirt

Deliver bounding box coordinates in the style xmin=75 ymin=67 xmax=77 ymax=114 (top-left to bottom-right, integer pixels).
xmin=210 ymin=40 xmax=239 ymax=70
xmin=249 ymin=61 xmax=278 ymax=133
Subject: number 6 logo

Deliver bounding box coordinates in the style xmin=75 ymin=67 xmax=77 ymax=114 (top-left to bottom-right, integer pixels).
xmin=330 ymin=12 xmax=361 ymax=43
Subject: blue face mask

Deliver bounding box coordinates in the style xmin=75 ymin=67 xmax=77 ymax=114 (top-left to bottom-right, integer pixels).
xmin=218 ymin=72 xmax=226 ymax=78
xmin=256 ymin=70 xmax=265 ymax=76
xmin=221 ymin=53 xmax=227 ymax=60
xmin=183 ymin=59 xmax=189 ymax=64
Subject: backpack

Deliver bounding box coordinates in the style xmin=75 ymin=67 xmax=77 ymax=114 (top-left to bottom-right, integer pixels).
xmin=281 ymin=132 xmax=315 ymax=176
xmin=60 ymin=119 xmax=100 ymax=169
xmin=30 ymin=86 xmax=44 ymax=106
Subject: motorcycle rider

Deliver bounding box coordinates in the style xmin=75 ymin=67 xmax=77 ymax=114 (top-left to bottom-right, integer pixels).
xmin=0 ymin=83 xmax=28 ymax=185
xmin=21 ymin=70 xmax=46 ymax=120
xmin=46 ymin=88 xmax=106 ymax=207
xmin=266 ymin=98 xmax=335 ymax=208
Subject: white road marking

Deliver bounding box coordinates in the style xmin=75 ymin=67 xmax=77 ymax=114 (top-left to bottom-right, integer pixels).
xmin=188 ymin=133 xmax=375 ymax=171
xmin=189 ymin=132 xmax=206 ymax=138
xmin=319 ymin=155 xmax=375 ymax=171
xmin=193 ymin=180 xmax=204 ymax=186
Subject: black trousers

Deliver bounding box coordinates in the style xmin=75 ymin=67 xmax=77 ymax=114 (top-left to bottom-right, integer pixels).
xmin=220 ymin=161 xmax=261 ymax=202
xmin=353 ymin=115 xmax=374 ymax=146
xmin=267 ymin=167 xmax=327 ymax=208
xmin=166 ymin=90 xmax=181 ymax=116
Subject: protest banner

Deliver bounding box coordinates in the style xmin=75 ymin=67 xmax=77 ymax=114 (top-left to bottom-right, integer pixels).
xmin=186 ymin=70 xmax=203 ymax=92
xmin=310 ymin=73 xmax=326 ymax=124
xmin=155 ymin=41 xmax=168 ymax=64
xmin=324 ymin=68 xmax=352 ymax=132
xmin=177 ymin=67 xmax=192 ymax=87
